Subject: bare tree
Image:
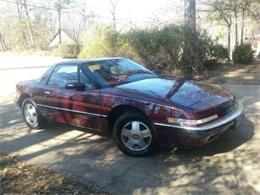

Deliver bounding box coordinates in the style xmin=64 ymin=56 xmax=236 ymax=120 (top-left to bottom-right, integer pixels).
xmin=232 ymin=0 xmax=239 ymax=46
xmin=230 ymin=0 xmax=252 ymax=46
xmin=239 ymin=0 xmax=250 ymax=44
xmin=62 ymin=1 xmax=94 ymax=45
xmin=206 ymin=0 xmax=233 ymax=59
xmin=22 ymin=0 xmax=35 ymax=47
xmin=0 ymin=31 xmax=8 ymax=51
xmin=15 ymin=0 xmax=27 ymax=46
xmin=110 ymin=0 xmax=118 ymax=30
xmin=54 ymin=0 xmax=70 ymax=44
xmin=80 ymin=4 xmax=94 ymax=32
xmin=15 ymin=0 xmax=23 ymax=19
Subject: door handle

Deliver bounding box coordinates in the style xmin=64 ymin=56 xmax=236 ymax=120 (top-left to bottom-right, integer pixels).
xmin=44 ymin=91 xmax=51 ymax=95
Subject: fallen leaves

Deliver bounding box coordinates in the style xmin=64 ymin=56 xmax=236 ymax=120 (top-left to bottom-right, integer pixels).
xmin=0 ymin=154 xmax=111 ymax=194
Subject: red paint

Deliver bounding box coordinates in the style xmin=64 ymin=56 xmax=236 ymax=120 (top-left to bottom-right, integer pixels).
xmin=15 ymin=58 xmax=238 ymax=147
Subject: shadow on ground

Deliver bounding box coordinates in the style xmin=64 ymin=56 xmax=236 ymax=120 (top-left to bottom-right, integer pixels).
xmin=0 ymin=93 xmax=259 ymax=194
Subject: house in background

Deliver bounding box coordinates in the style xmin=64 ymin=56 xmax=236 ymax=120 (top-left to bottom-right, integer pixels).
xmin=48 ymin=29 xmax=77 ymax=48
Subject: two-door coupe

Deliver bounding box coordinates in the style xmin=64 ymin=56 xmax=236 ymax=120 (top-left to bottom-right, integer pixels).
xmin=15 ymin=58 xmax=244 ymax=156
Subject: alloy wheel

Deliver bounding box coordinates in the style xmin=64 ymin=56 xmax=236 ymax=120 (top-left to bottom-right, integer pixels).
xmin=24 ymin=103 xmax=37 ymax=126
xmin=121 ymin=121 xmax=152 ymax=151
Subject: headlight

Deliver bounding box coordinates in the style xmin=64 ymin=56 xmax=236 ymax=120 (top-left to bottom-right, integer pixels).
xmin=167 ymin=114 xmax=218 ymax=126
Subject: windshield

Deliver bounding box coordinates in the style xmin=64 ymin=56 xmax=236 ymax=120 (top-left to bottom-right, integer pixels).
xmin=85 ymin=59 xmax=157 ymax=86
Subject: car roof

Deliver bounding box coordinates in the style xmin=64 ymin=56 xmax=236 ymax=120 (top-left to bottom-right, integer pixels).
xmin=55 ymin=57 xmax=127 ymax=66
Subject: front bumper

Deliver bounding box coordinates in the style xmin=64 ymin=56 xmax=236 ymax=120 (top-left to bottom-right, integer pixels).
xmin=154 ymin=102 xmax=244 ymax=147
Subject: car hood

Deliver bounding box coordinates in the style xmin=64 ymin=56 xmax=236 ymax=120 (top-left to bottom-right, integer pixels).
xmin=115 ymin=77 xmax=233 ymax=111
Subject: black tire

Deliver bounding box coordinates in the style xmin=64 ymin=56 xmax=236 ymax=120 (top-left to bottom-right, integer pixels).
xmin=113 ymin=112 xmax=156 ymax=157
xmin=22 ymin=97 xmax=47 ymax=129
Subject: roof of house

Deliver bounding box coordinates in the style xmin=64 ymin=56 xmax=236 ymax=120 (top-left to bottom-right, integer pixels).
xmin=48 ymin=30 xmax=76 ymax=47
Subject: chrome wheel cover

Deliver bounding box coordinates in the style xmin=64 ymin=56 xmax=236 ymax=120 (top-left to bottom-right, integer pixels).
xmin=24 ymin=103 xmax=37 ymax=126
xmin=121 ymin=121 xmax=152 ymax=151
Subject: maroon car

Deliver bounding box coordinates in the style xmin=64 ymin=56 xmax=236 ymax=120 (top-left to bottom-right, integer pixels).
xmin=15 ymin=58 xmax=244 ymax=156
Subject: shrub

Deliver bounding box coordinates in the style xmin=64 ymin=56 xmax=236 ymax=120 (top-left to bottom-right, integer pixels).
xmin=202 ymin=44 xmax=227 ymax=70
xmin=79 ymin=25 xmax=185 ymax=72
xmin=11 ymin=21 xmax=29 ymax=50
xmin=203 ymin=59 xmax=220 ymax=70
xmin=122 ymin=25 xmax=184 ymax=72
xmin=79 ymin=25 xmax=223 ymax=74
xmin=79 ymin=30 xmax=137 ymax=59
xmin=59 ymin=44 xmax=80 ymax=58
xmin=209 ymin=44 xmax=228 ymax=60
xmin=232 ymin=43 xmax=254 ymax=64
xmin=79 ymin=37 xmax=109 ymax=58
xmin=181 ymin=31 xmax=212 ymax=74
xmin=180 ymin=32 xmax=227 ymax=72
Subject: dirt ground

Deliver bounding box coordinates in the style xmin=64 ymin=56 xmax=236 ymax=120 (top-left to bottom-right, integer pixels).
xmin=162 ymin=61 xmax=260 ymax=85
xmin=207 ymin=62 xmax=260 ymax=85
xmin=0 ymin=154 xmax=109 ymax=194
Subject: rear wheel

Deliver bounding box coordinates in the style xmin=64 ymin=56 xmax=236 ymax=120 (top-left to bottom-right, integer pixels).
xmin=22 ymin=98 xmax=47 ymax=129
xmin=113 ymin=112 xmax=155 ymax=156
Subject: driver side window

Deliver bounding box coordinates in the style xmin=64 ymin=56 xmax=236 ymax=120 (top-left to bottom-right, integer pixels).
xmin=48 ymin=65 xmax=78 ymax=89
xmin=48 ymin=64 xmax=95 ymax=90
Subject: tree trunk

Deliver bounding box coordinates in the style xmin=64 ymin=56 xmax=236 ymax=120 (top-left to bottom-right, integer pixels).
xmin=0 ymin=32 xmax=8 ymax=51
xmin=184 ymin=0 xmax=196 ymax=33
xmin=228 ymin=26 xmax=231 ymax=60
xmin=241 ymin=9 xmax=245 ymax=44
xmin=182 ymin=0 xmax=196 ymax=77
xmin=16 ymin=0 xmax=27 ymax=46
xmin=234 ymin=4 xmax=239 ymax=47
xmin=23 ymin=0 xmax=35 ymax=47
xmin=235 ymin=14 xmax=238 ymax=46
xmin=112 ymin=13 xmax=116 ymax=30
xmin=16 ymin=0 xmax=22 ymax=19
xmin=110 ymin=0 xmax=118 ymax=31
xmin=58 ymin=8 xmax=62 ymax=44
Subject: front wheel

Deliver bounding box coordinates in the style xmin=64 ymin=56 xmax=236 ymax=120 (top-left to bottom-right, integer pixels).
xmin=113 ymin=113 xmax=156 ymax=157
xmin=22 ymin=98 xmax=47 ymax=129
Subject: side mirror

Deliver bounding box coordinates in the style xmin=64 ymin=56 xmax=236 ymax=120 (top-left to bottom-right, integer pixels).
xmin=65 ymin=82 xmax=85 ymax=91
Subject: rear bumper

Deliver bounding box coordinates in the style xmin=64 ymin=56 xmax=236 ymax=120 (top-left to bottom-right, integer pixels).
xmin=154 ymin=102 xmax=244 ymax=147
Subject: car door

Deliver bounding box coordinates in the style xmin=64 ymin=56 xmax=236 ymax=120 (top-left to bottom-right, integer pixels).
xmin=37 ymin=63 xmax=101 ymax=130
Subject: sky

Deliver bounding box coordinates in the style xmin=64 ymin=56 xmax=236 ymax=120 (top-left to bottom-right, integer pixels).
xmin=86 ymin=0 xmax=183 ymax=27
xmin=0 ymin=0 xmax=184 ymax=29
